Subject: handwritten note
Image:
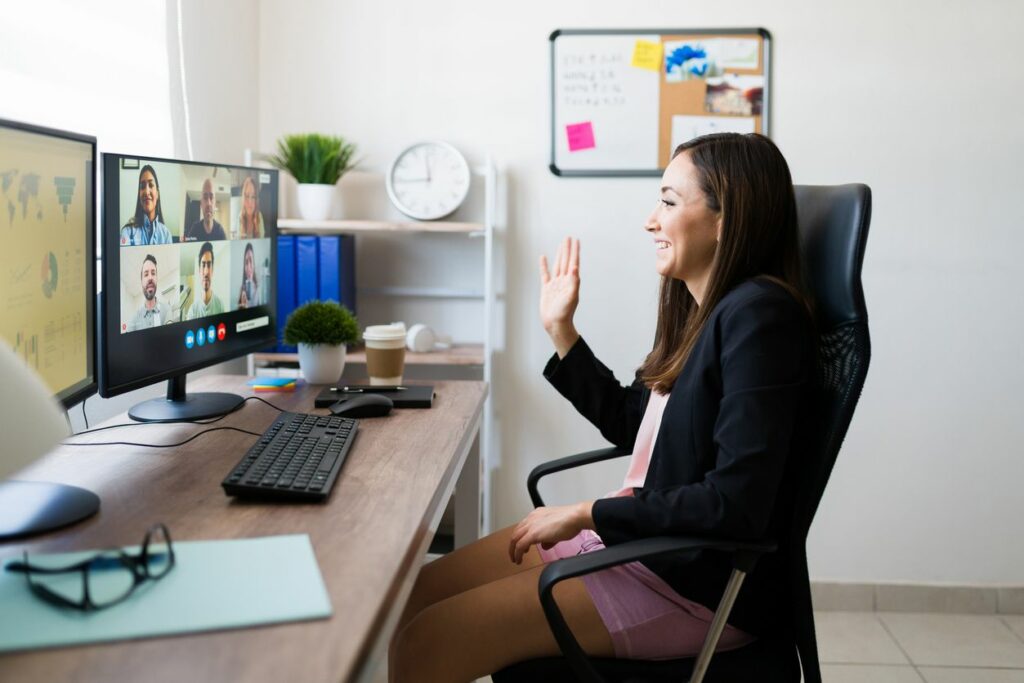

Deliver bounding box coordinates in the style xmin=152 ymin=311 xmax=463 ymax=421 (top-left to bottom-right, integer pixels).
xmin=631 ymin=39 xmax=663 ymax=72
xmin=558 ymin=51 xmax=627 ymax=109
xmin=566 ymin=122 xmax=596 ymax=152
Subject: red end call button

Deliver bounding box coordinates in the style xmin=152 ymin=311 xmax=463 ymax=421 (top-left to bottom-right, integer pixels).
xmin=217 ymin=323 xmax=226 ymax=341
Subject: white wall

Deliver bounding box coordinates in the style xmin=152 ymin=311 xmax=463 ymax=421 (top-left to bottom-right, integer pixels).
xmin=257 ymin=0 xmax=1024 ymax=585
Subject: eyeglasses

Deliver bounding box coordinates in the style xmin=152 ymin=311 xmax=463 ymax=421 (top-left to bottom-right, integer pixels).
xmin=5 ymin=523 xmax=175 ymax=611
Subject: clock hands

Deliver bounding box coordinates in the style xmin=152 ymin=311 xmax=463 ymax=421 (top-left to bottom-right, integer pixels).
xmin=399 ymin=150 xmax=435 ymax=183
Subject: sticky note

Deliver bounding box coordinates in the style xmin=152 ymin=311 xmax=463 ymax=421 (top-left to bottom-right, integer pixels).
xmin=631 ymin=39 xmax=663 ymax=72
xmin=247 ymin=377 xmax=297 ymax=387
xmin=566 ymin=122 xmax=596 ymax=152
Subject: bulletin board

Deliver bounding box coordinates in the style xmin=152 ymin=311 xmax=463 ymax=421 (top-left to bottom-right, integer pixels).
xmin=550 ymin=28 xmax=771 ymax=177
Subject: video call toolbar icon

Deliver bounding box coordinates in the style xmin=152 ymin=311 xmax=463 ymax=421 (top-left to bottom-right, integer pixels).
xmin=197 ymin=328 xmax=206 ymax=346
xmin=217 ymin=323 xmax=226 ymax=341
xmin=185 ymin=330 xmax=195 ymax=349
xmin=207 ymin=325 xmax=216 ymax=344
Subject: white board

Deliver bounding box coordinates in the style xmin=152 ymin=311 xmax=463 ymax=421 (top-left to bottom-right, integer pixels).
xmin=549 ymin=29 xmax=771 ymax=177
xmin=551 ymin=34 xmax=660 ymax=174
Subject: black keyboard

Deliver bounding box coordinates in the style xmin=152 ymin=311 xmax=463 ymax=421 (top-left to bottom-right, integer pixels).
xmin=221 ymin=412 xmax=358 ymax=501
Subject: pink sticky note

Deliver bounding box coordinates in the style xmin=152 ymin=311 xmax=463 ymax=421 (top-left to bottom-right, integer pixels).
xmin=566 ymin=121 xmax=596 ymax=152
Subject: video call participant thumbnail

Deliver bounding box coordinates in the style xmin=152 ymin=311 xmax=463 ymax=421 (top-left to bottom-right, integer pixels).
xmin=120 ymin=165 xmax=172 ymax=246
xmin=128 ymin=253 xmax=172 ymax=330
xmin=234 ymin=174 xmax=264 ymax=239
xmin=234 ymin=240 xmax=269 ymax=308
xmin=184 ymin=178 xmax=226 ymax=242
xmin=186 ymin=241 xmax=226 ymax=319
xmin=119 ymin=244 xmax=180 ymax=333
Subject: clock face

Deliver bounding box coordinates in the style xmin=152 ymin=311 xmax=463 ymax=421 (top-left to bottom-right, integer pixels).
xmin=386 ymin=141 xmax=471 ymax=221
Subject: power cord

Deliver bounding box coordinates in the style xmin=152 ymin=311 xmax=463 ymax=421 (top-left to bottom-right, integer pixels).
xmin=64 ymin=396 xmax=288 ymax=439
xmin=82 ymin=395 xmax=89 ymax=429
xmin=62 ymin=425 xmax=262 ymax=449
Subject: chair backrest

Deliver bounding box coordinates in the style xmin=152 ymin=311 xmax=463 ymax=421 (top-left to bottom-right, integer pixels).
xmin=791 ymin=184 xmax=872 ymax=541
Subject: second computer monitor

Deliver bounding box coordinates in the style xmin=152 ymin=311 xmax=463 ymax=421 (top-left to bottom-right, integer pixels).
xmin=100 ymin=154 xmax=278 ymax=421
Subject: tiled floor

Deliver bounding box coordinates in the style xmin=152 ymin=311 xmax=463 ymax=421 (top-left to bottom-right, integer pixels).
xmin=371 ymin=612 xmax=1024 ymax=682
xmin=818 ymin=612 xmax=1024 ymax=682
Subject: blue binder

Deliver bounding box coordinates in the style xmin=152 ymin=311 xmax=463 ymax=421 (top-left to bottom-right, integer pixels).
xmin=276 ymin=236 xmax=296 ymax=352
xmin=296 ymin=236 xmax=320 ymax=307
xmin=276 ymin=235 xmax=357 ymax=353
xmin=317 ymin=235 xmax=357 ymax=314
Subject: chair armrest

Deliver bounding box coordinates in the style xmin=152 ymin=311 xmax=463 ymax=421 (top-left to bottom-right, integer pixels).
xmin=537 ymin=535 xmax=778 ymax=683
xmin=527 ymin=447 xmax=631 ymax=507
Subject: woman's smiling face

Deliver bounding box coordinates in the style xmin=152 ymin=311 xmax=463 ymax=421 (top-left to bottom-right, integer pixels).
xmin=138 ymin=170 xmax=158 ymax=220
xmin=645 ymin=152 xmax=721 ymax=293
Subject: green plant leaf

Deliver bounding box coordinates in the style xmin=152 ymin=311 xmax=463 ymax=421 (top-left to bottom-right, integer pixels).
xmin=267 ymin=133 xmax=358 ymax=184
xmin=283 ymin=300 xmax=360 ymax=346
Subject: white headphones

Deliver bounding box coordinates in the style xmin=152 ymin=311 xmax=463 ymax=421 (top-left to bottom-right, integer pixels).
xmin=406 ymin=324 xmax=452 ymax=353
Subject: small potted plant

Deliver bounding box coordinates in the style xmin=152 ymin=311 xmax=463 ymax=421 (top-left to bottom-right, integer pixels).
xmin=268 ymin=133 xmax=358 ymax=221
xmin=283 ymin=300 xmax=360 ymax=384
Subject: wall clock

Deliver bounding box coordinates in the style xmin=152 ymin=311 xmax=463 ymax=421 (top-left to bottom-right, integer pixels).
xmin=386 ymin=141 xmax=471 ymax=221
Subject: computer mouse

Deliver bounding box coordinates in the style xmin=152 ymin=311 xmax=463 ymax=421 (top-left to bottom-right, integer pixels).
xmin=328 ymin=393 xmax=394 ymax=418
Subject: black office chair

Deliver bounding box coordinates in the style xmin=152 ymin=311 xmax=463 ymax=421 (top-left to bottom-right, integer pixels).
xmin=492 ymin=184 xmax=872 ymax=683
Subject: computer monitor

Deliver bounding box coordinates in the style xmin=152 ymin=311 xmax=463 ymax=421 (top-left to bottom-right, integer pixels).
xmin=0 ymin=117 xmax=100 ymax=539
xmin=100 ymin=154 xmax=278 ymax=422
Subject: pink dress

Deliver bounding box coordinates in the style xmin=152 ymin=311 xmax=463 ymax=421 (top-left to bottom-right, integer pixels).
xmin=537 ymin=391 xmax=755 ymax=660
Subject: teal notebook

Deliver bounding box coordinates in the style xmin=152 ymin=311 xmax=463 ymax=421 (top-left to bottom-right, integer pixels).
xmin=0 ymin=534 xmax=332 ymax=653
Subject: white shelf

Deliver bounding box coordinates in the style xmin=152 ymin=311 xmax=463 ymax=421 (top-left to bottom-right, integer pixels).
xmin=360 ymin=286 xmax=484 ymax=300
xmin=277 ymin=218 xmax=483 ymax=235
xmin=252 ymin=343 xmax=485 ymax=368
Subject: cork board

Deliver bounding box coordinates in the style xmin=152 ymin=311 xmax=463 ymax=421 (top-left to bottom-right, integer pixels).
xmin=550 ymin=28 xmax=771 ymax=177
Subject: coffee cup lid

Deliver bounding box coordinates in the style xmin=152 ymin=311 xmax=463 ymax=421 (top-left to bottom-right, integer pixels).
xmin=363 ymin=322 xmax=407 ymax=341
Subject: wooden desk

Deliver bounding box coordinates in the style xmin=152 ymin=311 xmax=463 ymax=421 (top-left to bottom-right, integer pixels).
xmin=0 ymin=375 xmax=486 ymax=683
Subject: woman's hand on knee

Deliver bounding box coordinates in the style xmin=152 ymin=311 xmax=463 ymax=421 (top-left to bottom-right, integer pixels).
xmin=508 ymin=501 xmax=595 ymax=565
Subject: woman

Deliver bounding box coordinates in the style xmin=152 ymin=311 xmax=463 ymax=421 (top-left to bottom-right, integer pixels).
xmin=236 ymin=242 xmax=262 ymax=308
xmin=389 ymin=133 xmax=815 ymax=682
xmin=234 ymin=175 xmax=264 ymax=239
xmin=119 ymin=165 xmax=172 ymax=246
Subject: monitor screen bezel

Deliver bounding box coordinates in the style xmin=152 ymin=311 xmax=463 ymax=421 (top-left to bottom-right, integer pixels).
xmin=0 ymin=117 xmax=97 ymax=409
xmin=99 ymin=152 xmax=279 ymax=398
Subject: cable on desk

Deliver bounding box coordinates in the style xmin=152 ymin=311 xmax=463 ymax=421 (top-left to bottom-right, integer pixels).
xmin=244 ymin=395 xmax=287 ymax=412
xmin=68 ymin=396 xmax=289 ymax=437
xmin=61 ymin=426 xmax=262 ymax=449
xmin=82 ymin=396 xmax=89 ymax=430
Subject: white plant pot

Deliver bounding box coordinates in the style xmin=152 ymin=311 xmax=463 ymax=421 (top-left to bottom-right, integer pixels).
xmin=297 ymin=343 xmax=346 ymax=385
xmin=296 ymin=183 xmax=336 ymax=221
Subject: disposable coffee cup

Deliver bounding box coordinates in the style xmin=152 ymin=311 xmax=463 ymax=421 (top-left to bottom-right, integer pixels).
xmin=363 ymin=323 xmax=407 ymax=385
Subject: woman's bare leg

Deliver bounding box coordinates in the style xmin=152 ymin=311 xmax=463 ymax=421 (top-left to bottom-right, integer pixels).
xmin=396 ymin=524 xmax=542 ymax=634
xmin=390 ymin=562 xmax=614 ymax=683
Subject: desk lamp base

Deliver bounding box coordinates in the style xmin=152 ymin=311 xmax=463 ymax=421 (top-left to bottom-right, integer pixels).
xmin=0 ymin=481 xmax=100 ymax=541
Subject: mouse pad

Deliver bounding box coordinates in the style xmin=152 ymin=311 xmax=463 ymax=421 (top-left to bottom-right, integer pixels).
xmin=314 ymin=385 xmax=434 ymax=409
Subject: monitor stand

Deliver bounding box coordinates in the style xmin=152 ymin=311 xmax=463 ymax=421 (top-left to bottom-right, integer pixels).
xmin=128 ymin=374 xmax=244 ymax=423
xmin=0 ymin=481 xmax=100 ymax=541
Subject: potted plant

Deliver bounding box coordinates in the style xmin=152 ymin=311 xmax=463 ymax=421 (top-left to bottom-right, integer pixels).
xmin=268 ymin=133 xmax=358 ymax=221
xmin=283 ymin=300 xmax=360 ymax=384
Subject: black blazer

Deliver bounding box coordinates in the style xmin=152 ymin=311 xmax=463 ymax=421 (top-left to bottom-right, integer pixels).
xmin=544 ymin=278 xmax=816 ymax=635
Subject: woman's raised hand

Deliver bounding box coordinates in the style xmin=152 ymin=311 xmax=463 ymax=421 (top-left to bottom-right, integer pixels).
xmin=539 ymin=237 xmax=581 ymax=357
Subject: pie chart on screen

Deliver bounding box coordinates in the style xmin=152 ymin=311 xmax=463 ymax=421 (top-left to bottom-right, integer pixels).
xmin=41 ymin=251 xmax=58 ymax=298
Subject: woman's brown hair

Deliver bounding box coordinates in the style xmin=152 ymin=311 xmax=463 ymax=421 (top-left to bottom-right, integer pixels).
xmin=638 ymin=133 xmax=811 ymax=393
